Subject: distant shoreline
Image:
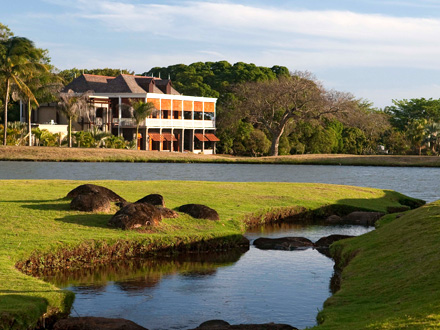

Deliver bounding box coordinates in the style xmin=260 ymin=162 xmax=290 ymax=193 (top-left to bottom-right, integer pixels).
xmin=1 ymin=146 xmax=439 ymax=167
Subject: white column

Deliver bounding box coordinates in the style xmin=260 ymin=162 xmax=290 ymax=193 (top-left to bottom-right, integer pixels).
xmin=202 ymin=129 xmax=205 ymax=153
xmin=181 ymin=129 xmax=184 ymax=152
xmin=118 ymin=96 xmax=122 ymax=137
xmin=20 ymin=100 xmax=24 ymax=122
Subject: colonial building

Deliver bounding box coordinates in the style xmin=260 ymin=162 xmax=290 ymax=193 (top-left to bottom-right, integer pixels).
xmin=28 ymin=74 xmax=219 ymax=153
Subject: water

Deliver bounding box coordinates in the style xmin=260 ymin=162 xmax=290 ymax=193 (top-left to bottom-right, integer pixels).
xmin=45 ymin=224 xmax=372 ymax=330
xmin=0 ymin=161 xmax=438 ymax=202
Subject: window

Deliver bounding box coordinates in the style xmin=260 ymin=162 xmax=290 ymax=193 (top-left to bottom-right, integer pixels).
xmin=194 ymin=111 xmax=203 ymax=120
xmin=184 ymin=111 xmax=192 ymax=120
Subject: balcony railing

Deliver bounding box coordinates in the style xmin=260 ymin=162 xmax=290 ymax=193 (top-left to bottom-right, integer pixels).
xmin=113 ymin=118 xmax=215 ymax=129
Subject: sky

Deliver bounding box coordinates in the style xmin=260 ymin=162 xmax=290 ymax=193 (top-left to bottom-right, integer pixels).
xmin=3 ymin=0 xmax=440 ymax=108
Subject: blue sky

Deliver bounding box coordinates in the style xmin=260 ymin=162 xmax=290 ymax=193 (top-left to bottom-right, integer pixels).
xmin=3 ymin=0 xmax=440 ymax=108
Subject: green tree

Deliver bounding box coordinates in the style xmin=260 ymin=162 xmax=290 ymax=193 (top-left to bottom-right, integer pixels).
xmin=0 ymin=36 xmax=47 ymax=145
xmin=385 ymin=98 xmax=440 ymax=131
xmin=406 ymin=119 xmax=427 ymax=155
xmin=129 ymin=99 xmax=155 ymax=149
xmin=232 ymin=72 xmax=355 ymax=156
xmin=58 ymin=68 xmax=134 ymax=85
xmin=57 ymin=90 xmax=92 ymax=147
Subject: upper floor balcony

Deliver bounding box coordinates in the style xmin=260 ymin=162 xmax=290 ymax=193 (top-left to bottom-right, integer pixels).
xmin=112 ymin=118 xmax=215 ymax=129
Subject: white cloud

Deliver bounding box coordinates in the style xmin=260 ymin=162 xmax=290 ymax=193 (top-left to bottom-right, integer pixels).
xmin=44 ymin=1 xmax=440 ymax=70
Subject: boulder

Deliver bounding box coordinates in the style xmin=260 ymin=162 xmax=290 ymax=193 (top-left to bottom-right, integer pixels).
xmin=70 ymin=193 xmax=111 ymax=212
xmin=157 ymin=206 xmax=179 ymax=218
xmin=193 ymin=320 xmax=297 ymax=329
xmin=324 ymin=214 xmax=343 ymax=225
xmin=66 ymin=184 xmax=125 ymax=203
xmin=314 ymin=234 xmax=354 ymax=248
xmin=342 ymin=211 xmax=385 ymax=226
xmin=135 ymin=194 xmax=165 ymax=207
xmin=253 ymin=237 xmax=314 ymax=251
xmin=53 ymin=317 xmax=148 ymax=330
xmin=178 ymin=204 xmax=220 ymax=221
xmin=108 ymin=203 xmax=162 ymax=230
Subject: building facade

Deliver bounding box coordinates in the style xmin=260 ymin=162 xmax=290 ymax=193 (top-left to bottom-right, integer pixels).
xmin=30 ymin=74 xmax=219 ymax=153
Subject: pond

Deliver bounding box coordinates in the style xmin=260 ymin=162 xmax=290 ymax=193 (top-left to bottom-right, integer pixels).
xmin=0 ymin=161 xmax=438 ymax=202
xmin=44 ymin=224 xmax=373 ymax=330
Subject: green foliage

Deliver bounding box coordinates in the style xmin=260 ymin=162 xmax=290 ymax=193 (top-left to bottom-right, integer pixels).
xmin=0 ymin=122 xmax=27 ymax=145
xmin=58 ymin=68 xmax=134 ymax=84
xmin=145 ymin=61 xmax=289 ymax=98
xmin=385 ymin=98 xmax=440 ymax=131
xmin=103 ymin=135 xmax=127 ymax=149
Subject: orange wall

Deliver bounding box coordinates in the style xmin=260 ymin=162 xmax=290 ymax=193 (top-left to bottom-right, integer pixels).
xmin=194 ymin=101 xmax=203 ymax=112
xmin=161 ymin=99 xmax=171 ymax=110
xmin=147 ymin=98 xmax=161 ymax=110
xmin=172 ymin=100 xmax=182 ymax=111
xmin=183 ymin=100 xmax=193 ymax=111
xmin=204 ymin=102 xmax=215 ymax=113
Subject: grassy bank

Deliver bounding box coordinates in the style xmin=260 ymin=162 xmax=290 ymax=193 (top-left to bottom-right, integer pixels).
xmin=0 ymin=180 xmax=415 ymax=329
xmin=314 ymin=200 xmax=440 ymax=329
xmin=1 ymin=146 xmax=440 ymax=167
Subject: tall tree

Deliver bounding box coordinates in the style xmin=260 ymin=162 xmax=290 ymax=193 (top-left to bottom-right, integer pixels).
xmin=57 ymin=90 xmax=92 ymax=147
xmin=12 ymin=65 xmax=62 ymax=146
xmin=0 ymin=36 xmax=47 ymax=145
xmin=231 ymin=72 xmax=355 ymax=156
xmin=129 ymin=99 xmax=155 ymax=149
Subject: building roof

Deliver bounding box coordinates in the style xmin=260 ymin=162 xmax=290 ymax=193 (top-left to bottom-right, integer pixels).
xmin=63 ymin=74 xmax=180 ymax=95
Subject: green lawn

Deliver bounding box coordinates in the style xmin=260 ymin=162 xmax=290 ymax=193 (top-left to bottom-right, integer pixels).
xmin=314 ymin=200 xmax=440 ymax=330
xmin=0 ymin=180 xmax=422 ymax=329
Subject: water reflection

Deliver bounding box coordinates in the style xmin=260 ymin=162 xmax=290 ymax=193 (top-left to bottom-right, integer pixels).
xmin=43 ymin=248 xmax=249 ymax=290
xmin=43 ymin=224 xmax=372 ymax=330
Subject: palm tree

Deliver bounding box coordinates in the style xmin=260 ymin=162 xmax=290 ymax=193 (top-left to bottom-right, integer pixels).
xmin=57 ymin=90 xmax=92 ymax=147
xmin=12 ymin=70 xmax=62 ymax=146
xmin=130 ymin=99 xmax=155 ymax=149
xmin=0 ymin=36 xmax=47 ymax=145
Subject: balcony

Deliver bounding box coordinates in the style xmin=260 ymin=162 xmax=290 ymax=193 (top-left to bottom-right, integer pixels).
xmin=113 ymin=118 xmax=215 ymax=129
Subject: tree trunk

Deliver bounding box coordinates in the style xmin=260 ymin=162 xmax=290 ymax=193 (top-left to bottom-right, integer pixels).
xmin=136 ymin=125 xmax=139 ymax=150
xmin=270 ymin=127 xmax=285 ymax=156
xmin=68 ymin=117 xmax=72 ymax=148
xmin=3 ymin=79 xmax=10 ymax=146
xmin=28 ymin=99 xmax=32 ymax=147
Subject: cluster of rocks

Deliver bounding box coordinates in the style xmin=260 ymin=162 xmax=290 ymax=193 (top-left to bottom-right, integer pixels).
xmin=65 ymin=184 xmax=220 ymax=230
xmin=53 ymin=317 xmax=298 ymax=330
xmin=324 ymin=211 xmax=385 ymax=226
xmin=254 ymin=234 xmax=354 ymax=256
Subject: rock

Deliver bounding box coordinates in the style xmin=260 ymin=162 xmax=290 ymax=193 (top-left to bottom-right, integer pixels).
xmin=386 ymin=205 xmax=410 ymax=213
xmin=192 ymin=320 xmax=297 ymax=329
xmin=342 ymin=211 xmax=385 ymax=226
xmin=314 ymin=234 xmax=354 ymax=248
xmin=196 ymin=320 xmax=231 ymax=328
xmin=253 ymin=237 xmax=314 ymax=251
xmin=53 ymin=317 xmax=148 ymax=330
xmin=135 ymin=194 xmax=165 ymax=207
xmin=70 ymin=193 xmax=111 ymax=212
xmin=108 ymin=203 xmax=162 ymax=230
xmin=66 ymin=184 xmax=126 ymax=203
xmin=157 ymin=206 xmax=179 ymax=218
xmin=324 ymin=214 xmax=343 ymax=224
xmin=178 ymin=204 xmax=220 ymax=221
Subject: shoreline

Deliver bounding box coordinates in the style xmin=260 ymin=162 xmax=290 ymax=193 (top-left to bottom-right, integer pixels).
xmin=1 ymin=146 xmax=440 ymax=167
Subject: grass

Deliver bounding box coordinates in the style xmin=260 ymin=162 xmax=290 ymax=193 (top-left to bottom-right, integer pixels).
xmin=1 ymin=146 xmax=440 ymax=167
xmin=0 ymin=179 xmax=416 ymax=329
xmin=314 ymin=200 xmax=440 ymax=330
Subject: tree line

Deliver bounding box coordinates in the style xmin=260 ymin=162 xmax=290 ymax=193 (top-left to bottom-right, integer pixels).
xmin=1 ymin=22 xmax=439 ymax=155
